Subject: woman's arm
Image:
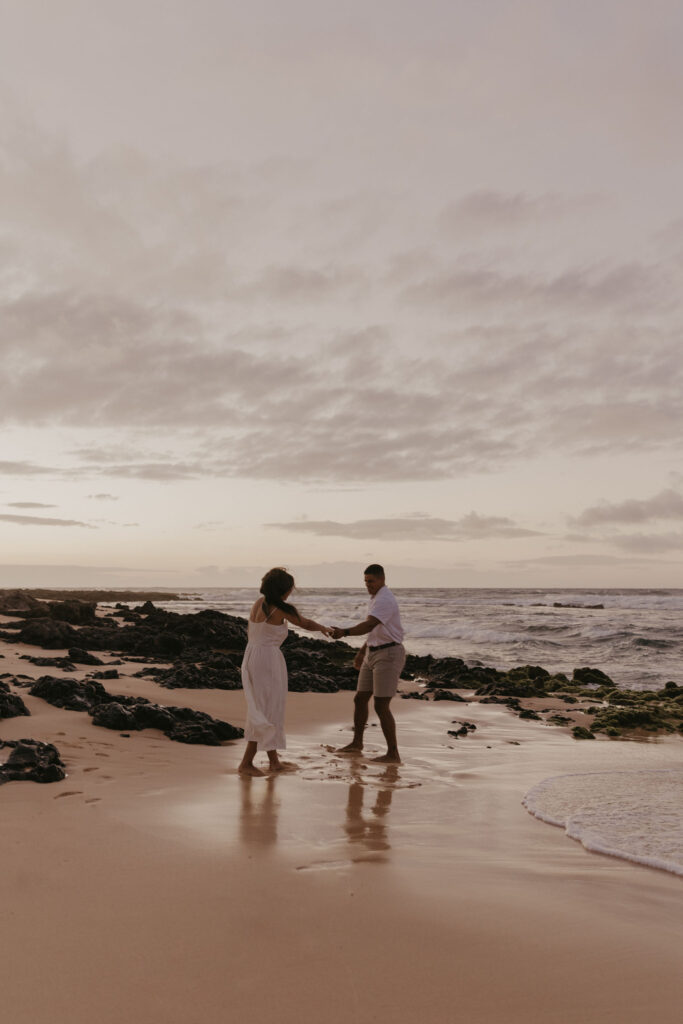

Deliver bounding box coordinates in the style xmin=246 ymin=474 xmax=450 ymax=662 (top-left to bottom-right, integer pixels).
xmin=282 ymin=609 xmax=331 ymax=635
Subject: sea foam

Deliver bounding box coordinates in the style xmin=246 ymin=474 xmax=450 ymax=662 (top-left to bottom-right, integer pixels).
xmin=523 ymin=769 xmax=683 ymax=877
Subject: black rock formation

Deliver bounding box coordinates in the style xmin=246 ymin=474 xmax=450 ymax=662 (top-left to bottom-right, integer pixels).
xmin=0 ymin=739 xmax=66 ymax=784
xmin=28 ymin=674 xmax=242 ymax=745
xmin=68 ymin=648 xmax=105 ymax=666
xmin=0 ymin=680 xmax=30 ymax=719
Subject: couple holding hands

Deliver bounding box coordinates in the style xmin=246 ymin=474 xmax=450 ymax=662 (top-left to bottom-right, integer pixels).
xmin=238 ymin=564 xmax=406 ymax=776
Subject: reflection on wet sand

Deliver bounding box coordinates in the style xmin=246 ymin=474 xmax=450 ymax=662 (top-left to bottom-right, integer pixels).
xmin=237 ymin=763 xmax=402 ymax=866
xmin=239 ymin=775 xmax=279 ymax=849
xmin=344 ymin=766 xmax=399 ymax=854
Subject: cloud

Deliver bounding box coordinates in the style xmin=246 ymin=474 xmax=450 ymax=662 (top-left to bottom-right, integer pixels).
xmin=609 ymin=532 xmax=683 ymax=554
xmin=0 ymin=460 xmax=57 ymax=475
xmin=236 ymin=264 xmax=365 ymax=302
xmin=3 ymin=315 xmax=682 ymax=486
xmin=87 ymin=493 xmax=119 ymax=501
xmin=267 ymin=512 xmax=541 ymax=541
xmin=573 ymin=489 xmax=683 ymax=526
xmin=89 ymin=462 xmax=207 ymax=481
xmin=1 ymin=89 xmax=682 ymax=494
xmin=401 ymin=261 xmax=673 ymax=317
xmin=0 ymin=513 xmax=95 ymax=528
xmin=2 ymin=290 xmax=314 ymax=429
xmin=439 ymin=190 xmax=604 ymax=233
xmin=7 ymin=501 xmax=57 ymax=508
xmin=504 ymin=553 xmax=672 ymax=567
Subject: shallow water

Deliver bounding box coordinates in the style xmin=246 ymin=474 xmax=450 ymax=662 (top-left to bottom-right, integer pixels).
xmin=523 ymin=769 xmax=683 ymax=877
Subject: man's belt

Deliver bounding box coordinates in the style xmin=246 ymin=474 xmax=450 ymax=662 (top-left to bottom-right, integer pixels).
xmin=368 ymin=641 xmax=400 ymax=651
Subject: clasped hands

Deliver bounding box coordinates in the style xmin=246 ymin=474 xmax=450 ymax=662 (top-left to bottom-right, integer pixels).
xmin=322 ymin=625 xmax=346 ymax=640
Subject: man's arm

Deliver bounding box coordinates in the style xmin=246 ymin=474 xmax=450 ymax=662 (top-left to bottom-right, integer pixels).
xmin=330 ymin=615 xmax=379 ymax=640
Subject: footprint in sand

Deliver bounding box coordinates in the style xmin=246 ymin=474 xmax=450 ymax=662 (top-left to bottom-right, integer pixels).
xmin=95 ymin=752 xmax=110 ymax=758
xmin=54 ymin=790 xmax=83 ymax=799
xmin=85 ymin=798 xmax=101 ymax=804
xmin=83 ymin=766 xmax=99 ymax=773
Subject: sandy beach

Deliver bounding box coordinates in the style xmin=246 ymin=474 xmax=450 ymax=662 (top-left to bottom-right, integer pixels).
xmin=2 ymin=621 xmax=682 ymax=1024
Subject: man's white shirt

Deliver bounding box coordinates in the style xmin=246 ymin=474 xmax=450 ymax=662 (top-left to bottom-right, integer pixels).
xmin=367 ymin=586 xmax=404 ymax=646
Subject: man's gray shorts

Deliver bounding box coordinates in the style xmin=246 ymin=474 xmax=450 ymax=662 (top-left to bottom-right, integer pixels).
xmin=357 ymin=643 xmax=406 ymax=698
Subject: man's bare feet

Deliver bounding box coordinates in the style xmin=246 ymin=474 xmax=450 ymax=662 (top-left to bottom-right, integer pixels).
xmin=371 ymin=753 xmax=401 ymax=764
xmin=238 ymin=764 xmax=265 ymax=776
xmin=336 ymin=743 xmax=364 ymax=754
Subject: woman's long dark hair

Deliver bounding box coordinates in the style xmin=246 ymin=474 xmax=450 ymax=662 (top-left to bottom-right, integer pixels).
xmin=260 ymin=567 xmax=298 ymax=617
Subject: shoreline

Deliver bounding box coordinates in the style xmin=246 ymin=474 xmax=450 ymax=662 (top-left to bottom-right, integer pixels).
xmin=2 ymin=600 xmax=683 ymax=1022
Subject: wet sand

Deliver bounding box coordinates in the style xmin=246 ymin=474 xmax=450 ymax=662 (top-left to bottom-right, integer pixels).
xmin=1 ymin=631 xmax=682 ymax=1023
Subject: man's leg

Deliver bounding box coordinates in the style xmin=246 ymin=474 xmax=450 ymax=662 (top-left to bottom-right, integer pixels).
xmin=372 ymin=696 xmax=400 ymax=763
xmin=337 ymin=691 xmax=372 ymax=752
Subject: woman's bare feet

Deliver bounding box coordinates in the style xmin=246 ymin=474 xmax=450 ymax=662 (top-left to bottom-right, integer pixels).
xmin=267 ymin=760 xmax=298 ymax=772
xmin=371 ymin=753 xmax=401 ymax=764
xmin=336 ymin=743 xmax=363 ymax=754
xmin=238 ymin=764 xmax=265 ymax=776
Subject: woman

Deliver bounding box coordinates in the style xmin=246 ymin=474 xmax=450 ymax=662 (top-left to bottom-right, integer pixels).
xmin=238 ymin=567 xmax=330 ymax=776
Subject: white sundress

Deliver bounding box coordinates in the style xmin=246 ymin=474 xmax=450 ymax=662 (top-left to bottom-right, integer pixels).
xmin=240 ymin=614 xmax=289 ymax=751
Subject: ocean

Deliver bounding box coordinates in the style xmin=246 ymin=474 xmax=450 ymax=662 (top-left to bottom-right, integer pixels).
xmin=154 ymin=586 xmax=683 ymax=691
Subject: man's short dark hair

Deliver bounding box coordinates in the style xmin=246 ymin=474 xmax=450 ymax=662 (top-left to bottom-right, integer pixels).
xmin=364 ymin=563 xmax=385 ymax=577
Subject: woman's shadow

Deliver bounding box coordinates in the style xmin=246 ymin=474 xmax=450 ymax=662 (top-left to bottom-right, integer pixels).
xmin=344 ymin=765 xmax=399 ymax=854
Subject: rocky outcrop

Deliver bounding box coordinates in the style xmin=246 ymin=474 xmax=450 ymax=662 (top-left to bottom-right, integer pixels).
xmin=27 ymin=674 xmax=242 ymax=745
xmin=90 ymin=702 xmax=241 ymax=745
xmin=68 ymin=648 xmax=105 ymax=666
xmin=0 ymin=739 xmax=66 ymax=784
xmin=140 ymin=663 xmax=242 ymax=690
xmin=10 ymin=618 xmax=77 ymax=649
xmin=0 ymin=680 xmax=30 ymax=719
xmin=0 ymin=590 xmax=49 ymax=617
xmin=20 ymin=655 xmax=77 ymax=670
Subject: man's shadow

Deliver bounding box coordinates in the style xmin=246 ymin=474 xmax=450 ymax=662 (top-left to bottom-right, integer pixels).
xmin=344 ymin=765 xmax=399 ymax=853
xmin=239 ymin=775 xmax=279 ymax=849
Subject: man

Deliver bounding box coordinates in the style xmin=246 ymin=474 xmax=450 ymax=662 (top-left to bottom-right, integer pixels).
xmin=330 ymin=564 xmax=406 ymax=763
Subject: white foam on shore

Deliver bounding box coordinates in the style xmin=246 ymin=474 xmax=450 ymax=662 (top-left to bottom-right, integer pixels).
xmin=523 ymin=769 xmax=683 ymax=878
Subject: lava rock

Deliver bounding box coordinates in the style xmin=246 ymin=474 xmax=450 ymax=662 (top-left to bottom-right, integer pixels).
xmin=16 ymin=618 xmax=77 ymax=649
xmin=572 ymin=667 xmax=615 ymax=687
xmin=48 ymin=600 xmax=98 ymax=625
xmin=151 ymin=663 xmax=241 ymax=690
xmin=0 ymin=738 xmax=66 ymax=784
xmin=20 ymin=655 xmax=76 ymax=670
xmin=29 ymin=675 xmax=110 ymax=711
xmin=68 ymin=648 xmax=105 ymax=666
xmin=0 ymin=590 xmax=50 ymax=618
xmin=91 ymin=699 xmax=242 ymax=745
xmin=572 ymin=726 xmax=596 ymax=740
xmin=0 ymin=680 xmax=30 ymax=719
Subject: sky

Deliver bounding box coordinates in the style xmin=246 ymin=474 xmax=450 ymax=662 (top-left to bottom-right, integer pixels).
xmin=1 ymin=0 xmax=682 ymax=590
